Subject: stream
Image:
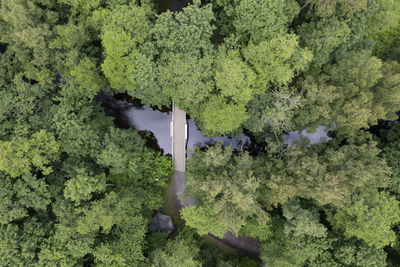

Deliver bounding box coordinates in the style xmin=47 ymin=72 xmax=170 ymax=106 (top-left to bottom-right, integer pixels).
xmin=97 ymin=93 xmax=331 ymax=257
xmin=97 ymin=93 xmax=330 ymax=155
xmin=97 ymin=93 xmax=254 ymax=155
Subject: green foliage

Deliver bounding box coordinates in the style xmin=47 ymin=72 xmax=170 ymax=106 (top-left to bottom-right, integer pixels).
xmin=0 ymin=219 xmax=45 ymax=266
xmin=181 ymin=205 xmax=228 ymax=238
xmin=243 ymin=33 xmax=312 ymax=90
xmin=260 ymin=216 xmax=331 ymax=267
xmin=0 ymin=76 xmax=57 ymax=139
xmin=296 ymin=50 xmax=400 ymax=136
xmin=367 ymin=0 xmax=400 ymax=35
xmin=53 ymin=82 xmax=111 ymax=158
xmin=182 ymin=144 xmax=268 ymax=237
xmin=97 ymin=128 xmax=173 ymax=210
xmin=293 ymin=75 xmax=338 ymax=130
xmin=232 ymin=0 xmax=299 ymax=43
xmin=0 ymin=130 xmax=59 ymax=177
xmin=70 ymin=57 xmax=106 ymax=95
xmin=215 ymin=47 xmax=255 ymax=105
xmin=153 ymin=0 xmax=215 ymax=55
xmin=0 ymin=172 xmax=51 ymax=224
xmin=380 ymin=123 xmax=400 ymax=195
xmin=305 ymin=0 xmax=367 ymax=17
xmin=154 ymin=0 xmax=215 ymax=111
xmin=200 ymin=95 xmax=248 ymax=136
xmin=329 ymin=239 xmax=387 ymax=267
xmin=97 ymin=128 xmax=148 ymax=178
xmin=0 ymin=0 xmax=400 ymax=264
xmin=151 ymin=237 xmax=202 ymax=267
xmin=0 ymin=0 xmax=59 ymax=82
xmin=38 ymin=197 xmax=96 ymax=265
xmin=239 ymin=218 xmax=273 ymax=241
xmin=262 ymin=134 xmax=390 ymax=208
xmin=282 ymin=199 xmax=327 ymax=238
xmin=100 ymin=1 xmax=169 ymax=107
xmin=244 ymin=89 xmax=302 ymax=136
xmin=373 ymin=60 xmax=400 ymax=121
xmin=368 ymin=24 xmax=400 ymax=58
xmin=298 ymin=17 xmax=351 ymax=68
xmin=158 ymin=52 xmax=214 ymax=111
xmin=93 ymin=215 xmax=148 ymax=266
xmin=330 ymin=190 xmax=400 ymax=248
xmin=63 ymin=168 xmax=106 ymax=205
xmin=101 ymin=1 xmax=152 ymax=90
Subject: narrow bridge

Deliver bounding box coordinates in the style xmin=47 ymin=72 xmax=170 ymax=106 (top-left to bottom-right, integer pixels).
xmin=170 ymin=103 xmax=189 ymax=205
xmin=170 ymin=103 xmax=260 ymax=257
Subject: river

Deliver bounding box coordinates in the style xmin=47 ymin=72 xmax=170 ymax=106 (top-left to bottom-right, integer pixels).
xmin=97 ymin=93 xmax=330 ymax=155
xmin=97 ymin=93 xmax=253 ymax=155
xmin=97 ymin=93 xmax=332 ymax=258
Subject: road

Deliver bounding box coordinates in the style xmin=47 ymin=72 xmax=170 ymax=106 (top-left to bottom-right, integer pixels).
xmin=171 ymin=103 xmax=194 ymax=206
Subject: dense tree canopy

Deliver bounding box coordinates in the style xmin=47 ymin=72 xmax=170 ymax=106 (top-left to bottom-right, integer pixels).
xmin=0 ymin=0 xmax=400 ymax=265
xmin=182 ymin=144 xmax=268 ymax=237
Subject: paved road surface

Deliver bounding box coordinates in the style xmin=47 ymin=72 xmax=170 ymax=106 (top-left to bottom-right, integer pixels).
xmin=172 ymin=103 xmax=186 ymax=174
xmin=171 ymin=103 xmax=194 ymax=206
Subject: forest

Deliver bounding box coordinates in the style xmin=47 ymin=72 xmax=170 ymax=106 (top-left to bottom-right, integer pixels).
xmin=1 ymin=0 xmax=400 ymax=266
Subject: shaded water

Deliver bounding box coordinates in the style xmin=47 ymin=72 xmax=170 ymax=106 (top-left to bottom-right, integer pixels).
xmin=124 ymin=106 xmax=173 ymax=154
xmin=97 ymin=93 xmax=331 ymax=154
xmin=97 ymin=93 xmax=252 ymax=155
xmin=285 ymin=125 xmax=331 ymax=147
xmin=98 ymin=93 xmax=331 ymax=258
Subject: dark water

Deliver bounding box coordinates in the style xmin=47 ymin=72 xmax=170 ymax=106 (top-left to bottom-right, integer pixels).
xmin=285 ymin=125 xmax=331 ymax=147
xmin=97 ymin=93 xmax=332 ymax=155
xmin=97 ymin=94 xmax=252 ymax=155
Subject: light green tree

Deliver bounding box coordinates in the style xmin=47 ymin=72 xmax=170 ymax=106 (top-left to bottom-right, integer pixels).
xmin=330 ymin=190 xmax=400 ymax=248
xmin=152 ymin=0 xmax=215 ymax=55
xmin=373 ymin=60 xmax=400 ymax=121
xmin=243 ymin=33 xmax=312 ymax=91
xmin=260 ymin=215 xmax=331 ymax=267
xmin=64 ymin=168 xmax=107 ymax=206
xmin=0 ymin=219 xmax=46 ymax=266
xmin=233 ymin=0 xmax=299 ymax=43
xmin=244 ymin=89 xmax=302 ymax=137
xmin=262 ymin=134 xmax=390 ymax=208
xmin=0 ymin=0 xmax=59 ymax=83
xmin=215 ymin=47 xmax=256 ymax=105
xmin=0 ymin=130 xmax=59 ymax=177
xmin=101 ymin=1 xmax=153 ymax=90
xmin=158 ymin=52 xmax=214 ymax=111
xmin=199 ymin=95 xmax=248 ymax=136
xmin=151 ymin=237 xmax=202 ymax=267
xmin=154 ymin=0 xmax=216 ymax=111
xmin=93 ymin=215 xmax=148 ymax=266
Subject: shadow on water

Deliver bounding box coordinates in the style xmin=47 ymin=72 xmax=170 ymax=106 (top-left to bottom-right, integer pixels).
xmin=96 ymin=93 xmax=169 ymax=154
xmin=97 ymin=93 xmax=255 ymax=156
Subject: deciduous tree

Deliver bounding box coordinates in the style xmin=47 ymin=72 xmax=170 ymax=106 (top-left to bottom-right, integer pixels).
xmin=182 ymin=144 xmax=268 ymax=237
xmin=330 ymin=190 xmax=400 ymax=248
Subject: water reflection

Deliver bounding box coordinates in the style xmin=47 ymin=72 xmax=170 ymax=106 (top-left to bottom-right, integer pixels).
xmin=285 ymin=125 xmax=331 ymax=147
xmin=124 ymin=107 xmax=172 ymax=154
xmin=98 ymin=94 xmax=331 ymax=155
xmin=186 ymin=119 xmax=251 ymax=155
xmin=122 ymin=107 xmax=251 ymax=155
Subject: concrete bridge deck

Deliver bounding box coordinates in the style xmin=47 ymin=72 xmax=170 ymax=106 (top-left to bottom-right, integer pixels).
xmin=170 ymin=103 xmax=260 ymax=257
